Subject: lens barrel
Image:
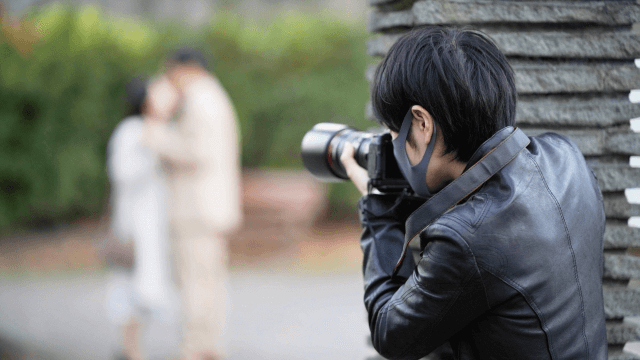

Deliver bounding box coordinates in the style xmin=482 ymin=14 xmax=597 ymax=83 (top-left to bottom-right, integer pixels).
xmin=301 ymin=123 xmax=372 ymax=182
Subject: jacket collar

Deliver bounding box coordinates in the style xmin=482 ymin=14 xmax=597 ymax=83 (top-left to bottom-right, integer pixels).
xmin=394 ymin=126 xmax=531 ymax=277
xmin=464 ymin=126 xmax=515 ymax=172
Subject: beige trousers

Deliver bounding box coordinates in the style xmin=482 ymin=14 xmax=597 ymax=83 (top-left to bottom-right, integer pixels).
xmin=174 ymin=221 xmax=229 ymax=359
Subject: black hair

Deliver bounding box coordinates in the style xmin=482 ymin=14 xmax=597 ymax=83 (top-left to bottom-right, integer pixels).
xmin=169 ymin=47 xmax=209 ymax=69
xmin=124 ymin=77 xmax=148 ymax=116
xmin=371 ymin=27 xmax=517 ymax=163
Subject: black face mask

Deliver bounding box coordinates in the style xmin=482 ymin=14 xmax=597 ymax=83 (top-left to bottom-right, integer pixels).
xmin=392 ymin=110 xmax=437 ymax=199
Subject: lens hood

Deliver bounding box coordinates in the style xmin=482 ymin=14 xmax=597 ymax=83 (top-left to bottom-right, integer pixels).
xmin=301 ymin=123 xmax=354 ymax=182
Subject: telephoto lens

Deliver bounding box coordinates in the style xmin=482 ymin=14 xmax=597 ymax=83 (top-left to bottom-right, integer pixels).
xmin=300 ymin=123 xmax=374 ymax=182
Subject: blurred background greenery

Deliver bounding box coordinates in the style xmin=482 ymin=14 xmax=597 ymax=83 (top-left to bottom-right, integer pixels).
xmin=0 ymin=4 xmax=376 ymax=232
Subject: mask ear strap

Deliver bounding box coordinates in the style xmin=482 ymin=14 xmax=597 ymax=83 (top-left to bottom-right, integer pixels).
xmin=412 ymin=125 xmax=436 ymax=174
xmin=419 ymin=127 xmax=437 ymax=170
xmin=392 ymin=110 xmax=414 ymax=156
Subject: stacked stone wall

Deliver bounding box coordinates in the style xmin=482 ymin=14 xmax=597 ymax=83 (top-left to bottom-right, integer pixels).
xmin=365 ymin=1 xmax=640 ymax=359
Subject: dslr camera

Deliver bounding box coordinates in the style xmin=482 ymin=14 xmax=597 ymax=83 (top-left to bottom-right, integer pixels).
xmin=301 ymin=123 xmax=410 ymax=193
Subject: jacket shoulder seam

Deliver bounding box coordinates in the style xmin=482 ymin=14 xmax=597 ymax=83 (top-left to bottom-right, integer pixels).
xmin=524 ymin=152 xmax=590 ymax=359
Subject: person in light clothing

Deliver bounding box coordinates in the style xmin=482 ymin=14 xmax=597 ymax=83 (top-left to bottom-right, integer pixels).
xmin=107 ymin=77 xmax=174 ymax=360
xmin=143 ymin=49 xmax=242 ymax=360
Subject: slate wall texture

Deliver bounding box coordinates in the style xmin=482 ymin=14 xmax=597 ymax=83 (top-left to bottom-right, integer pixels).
xmin=365 ymin=1 xmax=640 ymax=359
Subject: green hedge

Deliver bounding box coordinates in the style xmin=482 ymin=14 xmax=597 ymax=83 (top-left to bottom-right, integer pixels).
xmin=0 ymin=5 xmax=374 ymax=231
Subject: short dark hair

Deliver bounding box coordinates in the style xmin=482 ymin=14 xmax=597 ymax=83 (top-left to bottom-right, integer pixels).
xmin=169 ymin=47 xmax=209 ymax=69
xmin=124 ymin=77 xmax=148 ymax=116
xmin=371 ymin=27 xmax=517 ymax=162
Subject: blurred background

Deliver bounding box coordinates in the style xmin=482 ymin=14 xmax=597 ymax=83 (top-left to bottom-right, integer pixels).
xmin=0 ymin=0 xmax=380 ymax=359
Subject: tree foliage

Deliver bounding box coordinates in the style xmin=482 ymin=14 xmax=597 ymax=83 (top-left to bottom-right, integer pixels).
xmin=0 ymin=5 xmax=373 ymax=230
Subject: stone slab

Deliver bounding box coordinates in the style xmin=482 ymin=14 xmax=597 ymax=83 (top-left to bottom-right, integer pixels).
xmin=516 ymin=95 xmax=640 ymax=127
xmin=414 ymin=1 xmax=640 ymax=27
xmin=365 ymin=61 xmax=640 ymax=94
xmin=610 ymin=348 xmax=640 ymax=360
xmin=512 ymin=61 xmax=640 ymax=94
xmin=367 ymin=34 xmax=403 ymax=57
xmin=605 ymin=221 xmax=640 ymax=250
xmin=365 ymin=64 xmax=378 ymax=84
xmin=367 ymin=27 xmax=640 ymax=60
xmin=604 ymin=253 xmax=640 ymax=280
xmin=590 ymin=164 xmax=640 ymax=192
xmin=608 ymin=132 xmax=640 ymax=155
xmin=365 ymin=96 xmax=640 ymax=127
xmin=521 ymin=128 xmax=640 ymax=156
xmin=368 ymin=10 xmax=412 ymax=32
xmin=491 ymin=30 xmax=640 ymax=60
xmin=585 ymin=156 xmax=630 ymax=167
xmin=602 ymin=194 xmax=640 ymax=220
xmin=604 ymin=284 xmax=640 ymax=319
xmin=608 ymin=321 xmax=640 ymax=345
xmin=369 ymin=1 xmax=640 ymax=30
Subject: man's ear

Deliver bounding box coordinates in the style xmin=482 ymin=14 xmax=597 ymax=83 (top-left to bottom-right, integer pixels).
xmin=410 ymin=105 xmax=434 ymax=146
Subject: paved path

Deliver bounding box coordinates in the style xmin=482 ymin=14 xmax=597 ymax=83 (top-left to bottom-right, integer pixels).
xmin=0 ymin=267 xmax=376 ymax=360
xmin=3 ymin=213 xmax=638 ymax=359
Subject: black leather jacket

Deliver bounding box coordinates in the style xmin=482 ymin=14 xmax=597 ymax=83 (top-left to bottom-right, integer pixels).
xmin=358 ymin=127 xmax=607 ymax=360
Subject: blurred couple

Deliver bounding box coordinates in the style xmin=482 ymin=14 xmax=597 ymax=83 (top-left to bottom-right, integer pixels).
xmin=107 ymin=49 xmax=243 ymax=360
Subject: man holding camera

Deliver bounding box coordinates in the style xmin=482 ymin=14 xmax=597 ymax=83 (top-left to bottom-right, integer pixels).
xmin=340 ymin=27 xmax=607 ymax=359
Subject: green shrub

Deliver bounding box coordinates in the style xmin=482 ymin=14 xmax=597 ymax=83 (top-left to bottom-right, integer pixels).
xmin=0 ymin=5 xmax=373 ymax=231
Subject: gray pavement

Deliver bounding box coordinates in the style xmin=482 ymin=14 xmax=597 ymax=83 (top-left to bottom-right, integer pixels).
xmin=0 ymin=268 xmax=376 ymax=360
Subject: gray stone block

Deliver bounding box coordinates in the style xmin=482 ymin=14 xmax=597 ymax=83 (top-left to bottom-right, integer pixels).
xmin=365 ymin=101 xmax=375 ymax=120
xmin=604 ymin=284 xmax=640 ymax=319
xmin=608 ymin=132 xmax=640 ymax=156
xmin=365 ymin=64 xmax=377 ymax=84
xmin=367 ymin=68 xmax=640 ymax=127
xmin=591 ymin=164 xmax=640 ymax=192
xmin=609 ymin=347 xmax=640 ymax=360
xmin=607 ymin=321 xmax=640 ymax=344
xmin=585 ymin=156 xmax=630 ymax=167
xmin=604 ymin=221 xmax=640 ymax=250
xmin=521 ymin=128 xmax=640 ymax=156
xmin=516 ymin=95 xmax=640 ymax=127
xmin=412 ymin=1 xmax=640 ymax=27
xmin=491 ymin=30 xmax=640 ymax=60
xmin=367 ymin=34 xmax=403 ymax=57
xmin=603 ymin=194 xmax=640 ymax=220
xmin=368 ymin=10 xmax=412 ymax=32
xmin=512 ymin=61 xmax=640 ymax=94
xmin=369 ymin=1 xmax=640 ymax=32
xmin=604 ymin=253 xmax=640 ymax=280
xmin=366 ymin=56 xmax=640 ymax=94
xmin=367 ymin=26 xmax=640 ymax=60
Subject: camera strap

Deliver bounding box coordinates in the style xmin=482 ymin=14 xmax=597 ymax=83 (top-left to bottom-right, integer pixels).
xmin=392 ymin=127 xmax=531 ymax=278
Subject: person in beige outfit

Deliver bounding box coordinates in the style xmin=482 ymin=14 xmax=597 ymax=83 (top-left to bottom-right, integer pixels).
xmin=143 ymin=50 xmax=242 ymax=360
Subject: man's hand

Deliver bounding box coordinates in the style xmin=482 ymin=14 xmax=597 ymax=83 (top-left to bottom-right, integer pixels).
xmin=340 ymin=142 xmax=370 ymax=196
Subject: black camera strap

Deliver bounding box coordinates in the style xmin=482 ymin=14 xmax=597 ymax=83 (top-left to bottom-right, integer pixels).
xmin=392 ymin=127 xmax=531 ymax=278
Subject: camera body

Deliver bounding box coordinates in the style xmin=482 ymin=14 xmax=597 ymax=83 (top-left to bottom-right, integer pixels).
xmin=301 ymin=123 xmax=410 ymax=193
xmin=366 ymin=132 xmax=411 ymax=192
